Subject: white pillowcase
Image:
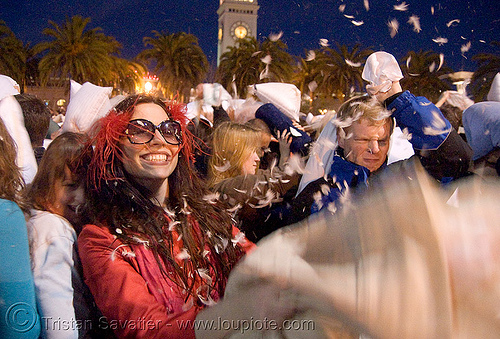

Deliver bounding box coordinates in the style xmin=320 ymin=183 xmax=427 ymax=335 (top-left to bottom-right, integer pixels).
xmin=61 ymin=81 xmax=113 ymax=133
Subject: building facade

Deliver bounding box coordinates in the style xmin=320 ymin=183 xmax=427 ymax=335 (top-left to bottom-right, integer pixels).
xmin=217 ymin=0 xmax=259 ymax=65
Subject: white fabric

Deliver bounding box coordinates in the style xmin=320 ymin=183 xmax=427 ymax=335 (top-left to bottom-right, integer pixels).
xmin=487 ymin=72 xmax=500 ymax=102
xmin=202 ymin=83 xmax=232 ymax=106
xmin=197 ymin=171 xmax=500 ymax=338
xmin=249 ymin=83 xmax=301 ymax=121
xmin=296 ymin=117 xmax=338 ymax=195
xmin=0 ymin=75 xmax=20 ymax=101
xmin=29 ymin=210 xmax=83 ymax=339
xmin=387 ymin=126 xmax=415 ymax=164
xmin=0 ymin=95 xmax=38 ymax=184
xmin=61 ymin=81 xmax=113 ymax=133
xmin=362 ymin=52 xmax=403 ymax=95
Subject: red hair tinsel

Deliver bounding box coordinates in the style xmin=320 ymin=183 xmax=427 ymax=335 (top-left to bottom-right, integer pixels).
xmin=87 ymin=109 xmax=129 ymax=189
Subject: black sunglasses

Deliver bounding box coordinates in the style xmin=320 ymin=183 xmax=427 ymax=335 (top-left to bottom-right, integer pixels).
xmin=125 ymin=119 xmax=182 ymax=145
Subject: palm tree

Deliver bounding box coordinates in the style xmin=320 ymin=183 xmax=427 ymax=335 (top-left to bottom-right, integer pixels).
xmin=138 ymin=30 xmax=208 ymax=101
xmin=33 ymin=15 xmax=121 ymax=86
xmin=469 ymin=41 xmax=500 ymax=102
xmin=216 ymin=37 xmax=261 ymax=98
xmin=314 ymin=43 xmax=373 ymax=101
xmin=216 ymin=36 xmax=294 ymax=98
xmin=105 ymin=57 xmax=147 ymax=95
xmin=400 ymin=50 xmax=453 ymax=102
xmin=0 ymin=20 xmax=27 ymax=89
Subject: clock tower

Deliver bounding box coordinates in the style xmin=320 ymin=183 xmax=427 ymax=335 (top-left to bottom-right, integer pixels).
xmin=217 ymin=0 xmax=259 ymax=65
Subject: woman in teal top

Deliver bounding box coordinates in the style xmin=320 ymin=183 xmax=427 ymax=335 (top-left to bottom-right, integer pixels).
xmin=0 ymin=116 xmax=40 ymax=338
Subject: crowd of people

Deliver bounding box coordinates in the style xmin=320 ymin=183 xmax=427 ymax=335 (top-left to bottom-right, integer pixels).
xmin=0 ymin=51 xmax=499 ymax=338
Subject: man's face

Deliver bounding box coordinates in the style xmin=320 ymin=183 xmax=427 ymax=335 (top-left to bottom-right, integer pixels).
xmin=338 ymin=118 xmax=391 ymax=172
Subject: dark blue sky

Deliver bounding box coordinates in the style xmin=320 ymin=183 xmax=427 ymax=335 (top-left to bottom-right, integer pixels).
xmin=1 ymin=0 xmax=498 ymax=72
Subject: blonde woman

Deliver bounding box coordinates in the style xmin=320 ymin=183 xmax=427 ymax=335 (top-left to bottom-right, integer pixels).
xmin=208 ymin=122 xmax=300 ymax=242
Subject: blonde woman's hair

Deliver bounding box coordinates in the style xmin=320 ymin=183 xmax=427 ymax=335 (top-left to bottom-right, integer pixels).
xmin=208 ymin=122 xmax=262 ymax=187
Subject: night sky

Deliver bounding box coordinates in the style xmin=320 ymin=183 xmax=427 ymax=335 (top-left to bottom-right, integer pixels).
xmin=1 ymin=0 xmax=498 ymax=72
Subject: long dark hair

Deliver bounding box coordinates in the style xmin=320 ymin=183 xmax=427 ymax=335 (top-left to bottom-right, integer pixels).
xmin=84 ymin=94 xmax=244 ymax=299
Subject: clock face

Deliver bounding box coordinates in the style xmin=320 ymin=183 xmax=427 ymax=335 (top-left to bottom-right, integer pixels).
xmin=234 ymin=25 xmax=247 ymax=39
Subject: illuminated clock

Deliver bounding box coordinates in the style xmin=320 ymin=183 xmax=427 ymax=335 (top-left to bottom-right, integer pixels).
xmin=231 ymin=21 xmax=250 ymax=40
xmin=234 ymin=25 xmax=247 ymax=39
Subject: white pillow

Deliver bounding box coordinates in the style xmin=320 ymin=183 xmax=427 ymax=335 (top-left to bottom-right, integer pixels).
xmin=61 ymin=81 xmax=112 ymax=133
xmin=0 ymin=95 xmax=38 ymax=183
xmin=487 ymin=72 xmax=500 ymax=102
xmin=249 ymin=83 xmax=301 ymax=121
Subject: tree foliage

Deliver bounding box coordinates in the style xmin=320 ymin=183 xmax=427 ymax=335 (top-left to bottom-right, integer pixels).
xmin=138 ymin=30 xmax=208 ymax=101
xmin=32 ymin=15 xmax=122 ymax=86
xmin=400 ymin=50 xmax=453 ymax=102
xmin=0 ymin=20 xmax=27 ymax=88
xmin=469 ymin=41 xmax=500 ymax=102
xmin=216 ymin=36 xmax=294 ymax=98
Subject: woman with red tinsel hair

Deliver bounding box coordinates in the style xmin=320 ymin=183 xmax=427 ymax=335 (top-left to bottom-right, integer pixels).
xmin=78 ymin=94 xmax=253 ymax=338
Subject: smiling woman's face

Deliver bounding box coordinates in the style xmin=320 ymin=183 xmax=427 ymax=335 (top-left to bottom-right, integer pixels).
xmin=120 ymin=103 xmax=180 ymax=189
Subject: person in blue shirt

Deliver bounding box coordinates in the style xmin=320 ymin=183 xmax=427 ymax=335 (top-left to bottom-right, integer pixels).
xmin=293 ymin=52 xmax=473 ymax=220
xmin=0 ymin=116 xmax=41 ymax=339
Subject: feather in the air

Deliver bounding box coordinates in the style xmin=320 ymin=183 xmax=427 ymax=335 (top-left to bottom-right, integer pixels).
xmin=446 ymin=19 xmax=460 ymax=27
xmin=176 ymin=248 xmax=190 ymax=260
xmin=308 ymin=80 xmax=318 ymax=92
xmin=351 ymin=20 xmax=364 ymax=26
xmin=461 ymin=41 xmax=471 ymax=54
xmin=214 ymin=160 xmax=231 ymax=172
xmin=338 ymin=4 xmax=346 ymax=12
xmin=437 ymin=53 xmax=444 ymax=71
xmin=252 ymin=51 xmax=262 ymax=57
xmin=197 ymin=268 xmax=212 ymax=284
xmin=429 ymin=61 xmax=436 ymax=73
xmin=433 ymin=37 xmax=448 ymax=46
xmin=312 ymin=191 xmax=323 ymax=211
xmin=231 ymin=231 xmax=246 ymax=246
xmin=408 ymin=15 xmax=421 ymax=32
xmin=364 ymin=0 xmax=370 ymax=11
xmin=168 ymin=220 xmax=180 ymax=231
xmin=394 ymin=2 xmax=409 ymax=11
xmin=431 ymin=6 xmax=435 ymax=15
xmin=260 ymin=64 xmax=270 ymax=80
xmin=319 ymin=38 xmax=330 ymax=47
xmin=306 ymin=50 xmax=316 ymax=61
xmin=260 ymin=54 xmax=272 ymax=64
xmin=423 ymin=110 xmax=452 ymax=135
xmin=345 ymin=59 xmax=362 ymax=67
xmin=110 ymin=244 xmax=130 ymax=261
xmin=284 ymin=153 xmax=306 ymax=175
xmin=226 ymin=203 xmax=242 ymax=213
xmin=344 ymin=14 xmax=355 ymax=19
xmin=202 ymin=192 xmax=220 ymax=204
xmin=400 ymin=127 xmax=413 ymax=141
xmin=269 ymin=31 xmax=283 ymax=41
xmin=406 ymin=55 xmax=412 ymax=69
xmin=253 ymin=190 xmax=275 ymax=208
xmin=388 ymin=19 xmax=399 ymax=38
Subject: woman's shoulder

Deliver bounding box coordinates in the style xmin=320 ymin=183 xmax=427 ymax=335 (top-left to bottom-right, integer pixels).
xmin=78 ymin=223 xmax=124 ymax=250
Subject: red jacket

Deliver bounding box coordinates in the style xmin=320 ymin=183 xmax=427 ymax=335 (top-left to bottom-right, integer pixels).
xmin=78 ymin=223 xmax=254 ymax=338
